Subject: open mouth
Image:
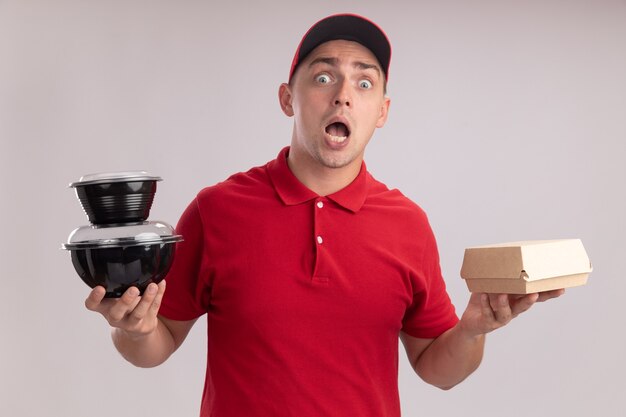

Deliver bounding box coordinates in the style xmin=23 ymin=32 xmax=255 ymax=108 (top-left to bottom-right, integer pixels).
xmin=325 ymin=122 xmax=350 ymax=143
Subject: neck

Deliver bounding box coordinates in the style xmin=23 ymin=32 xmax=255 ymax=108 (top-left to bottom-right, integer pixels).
xmin=286 ymin=149 xmax=362 ymax=196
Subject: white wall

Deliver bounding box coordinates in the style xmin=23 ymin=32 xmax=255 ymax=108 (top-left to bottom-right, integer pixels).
xmin=1 ymin=1 xmax=625 ymax=416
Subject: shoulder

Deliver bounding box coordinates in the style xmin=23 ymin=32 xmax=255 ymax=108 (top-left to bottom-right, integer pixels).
xmin=196 ymin=162 xmax=272 ymax=204
xmin=365 ymin=172 xmax=430 ymax=225
xmin=183 ymin=161 xmax=280 ymax=228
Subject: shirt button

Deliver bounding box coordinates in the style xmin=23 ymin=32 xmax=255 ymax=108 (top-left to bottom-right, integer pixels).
xmin=317 ymin=201 xmax=324 ymax=209
xmin=316 ymin=236 xmax=323 ymax=244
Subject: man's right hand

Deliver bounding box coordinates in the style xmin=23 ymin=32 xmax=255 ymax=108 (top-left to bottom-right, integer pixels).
xmin=85 ymin=280 xmax=166 ymax=339
xmin=85 ymin=279 xmax=195 ymax=367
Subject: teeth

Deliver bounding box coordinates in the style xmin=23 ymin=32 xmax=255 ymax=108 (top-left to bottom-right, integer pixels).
xmin=329 ymin=135 xmax=347 ymax=143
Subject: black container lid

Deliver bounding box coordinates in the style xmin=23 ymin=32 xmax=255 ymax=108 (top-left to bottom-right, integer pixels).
xmin=69 ymin=171 xmax=162 ymax=188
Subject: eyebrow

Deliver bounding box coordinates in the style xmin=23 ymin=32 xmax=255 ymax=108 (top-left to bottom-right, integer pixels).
xmin=308 ymin=56 xmax=381 ymax=78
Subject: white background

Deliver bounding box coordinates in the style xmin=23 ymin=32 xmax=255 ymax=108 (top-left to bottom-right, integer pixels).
xmin=1 ymin=1 xmax=625 ymax=416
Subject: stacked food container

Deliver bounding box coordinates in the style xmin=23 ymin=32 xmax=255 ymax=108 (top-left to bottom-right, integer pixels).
xmin=62 ymin=171 xmax=183 ymax=297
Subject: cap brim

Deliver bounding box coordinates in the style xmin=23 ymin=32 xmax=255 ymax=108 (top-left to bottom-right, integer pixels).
xmin=289 ymin=14 xmax=391 ymax=81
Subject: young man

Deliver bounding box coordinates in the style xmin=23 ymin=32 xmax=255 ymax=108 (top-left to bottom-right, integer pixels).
xmin=85 ymin=14 xmax=563 ymax=417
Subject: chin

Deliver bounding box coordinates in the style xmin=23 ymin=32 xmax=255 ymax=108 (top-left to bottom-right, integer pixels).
xmin=317 ymin=151 xmax=359 ymax=170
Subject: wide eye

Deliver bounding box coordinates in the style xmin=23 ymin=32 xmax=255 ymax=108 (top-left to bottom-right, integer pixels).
xmin=316 ymin=74 xmax=331 ymax=84
xmin=359 ymin=79 xmax=372 ymax=89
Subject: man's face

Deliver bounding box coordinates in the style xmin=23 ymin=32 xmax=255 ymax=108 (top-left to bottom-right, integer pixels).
xmin=280 ymin=40 xmax=390 ymax=174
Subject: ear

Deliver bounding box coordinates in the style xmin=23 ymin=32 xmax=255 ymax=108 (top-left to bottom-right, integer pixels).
xmin=278 ymin=83 xmax=294 ymax=117
xmin=375 ymin=96 xmax=391 ymax=128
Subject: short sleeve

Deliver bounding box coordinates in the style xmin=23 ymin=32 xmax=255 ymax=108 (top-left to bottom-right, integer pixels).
xmin=401 ymin=228 xmax=459 ymax=339
xmin=159 ymin=197 xmax=211 ymax=320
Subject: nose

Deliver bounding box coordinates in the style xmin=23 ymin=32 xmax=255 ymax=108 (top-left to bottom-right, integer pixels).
xmin=333 ymin=80 xmax=351 ymax=107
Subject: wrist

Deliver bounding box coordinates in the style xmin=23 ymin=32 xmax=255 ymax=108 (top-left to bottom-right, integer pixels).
xmin=456 ymin=318 xmax=486 ymax=341
xmin=113 ymin=326 xmax=154 ymax=343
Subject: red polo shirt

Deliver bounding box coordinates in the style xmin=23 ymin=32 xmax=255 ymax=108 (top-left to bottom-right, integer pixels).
xmin=160 ymin=147 xmax=458 ymax=417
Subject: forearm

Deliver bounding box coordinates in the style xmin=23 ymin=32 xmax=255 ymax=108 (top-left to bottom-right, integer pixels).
xmin=413 ymin=323 xmax=485 ymax=390
xmin=111 ymin=318 xmax=176 ymax=368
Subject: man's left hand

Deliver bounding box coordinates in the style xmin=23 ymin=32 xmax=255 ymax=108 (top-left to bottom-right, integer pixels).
xmin=458 ymin=289 xmax=565 ymax=337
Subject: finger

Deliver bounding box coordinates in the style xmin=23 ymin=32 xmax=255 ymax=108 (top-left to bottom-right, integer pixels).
xmin=480 ymin=293 xmax=496 ymax=320
xmin=85 ymin=286 xmax=106 ymax=311
xmin=148 ymin=280 xmax=167 ymax=317
xmin=510 ymin=293 xmax=539 ymax=316
xmin=107 ymin=286 xmax=141 ymax=323
xmin=489 ymin=294 xmax=512 ymax=323
xmin=127 ymin=282 xmax=161 ymax=323
xmin=537 ymin=288 xmax=565 ymax=302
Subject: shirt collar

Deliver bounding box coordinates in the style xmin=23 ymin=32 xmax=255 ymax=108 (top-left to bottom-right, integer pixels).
xmin=267 ymin=147 xmax=369 ymax=213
